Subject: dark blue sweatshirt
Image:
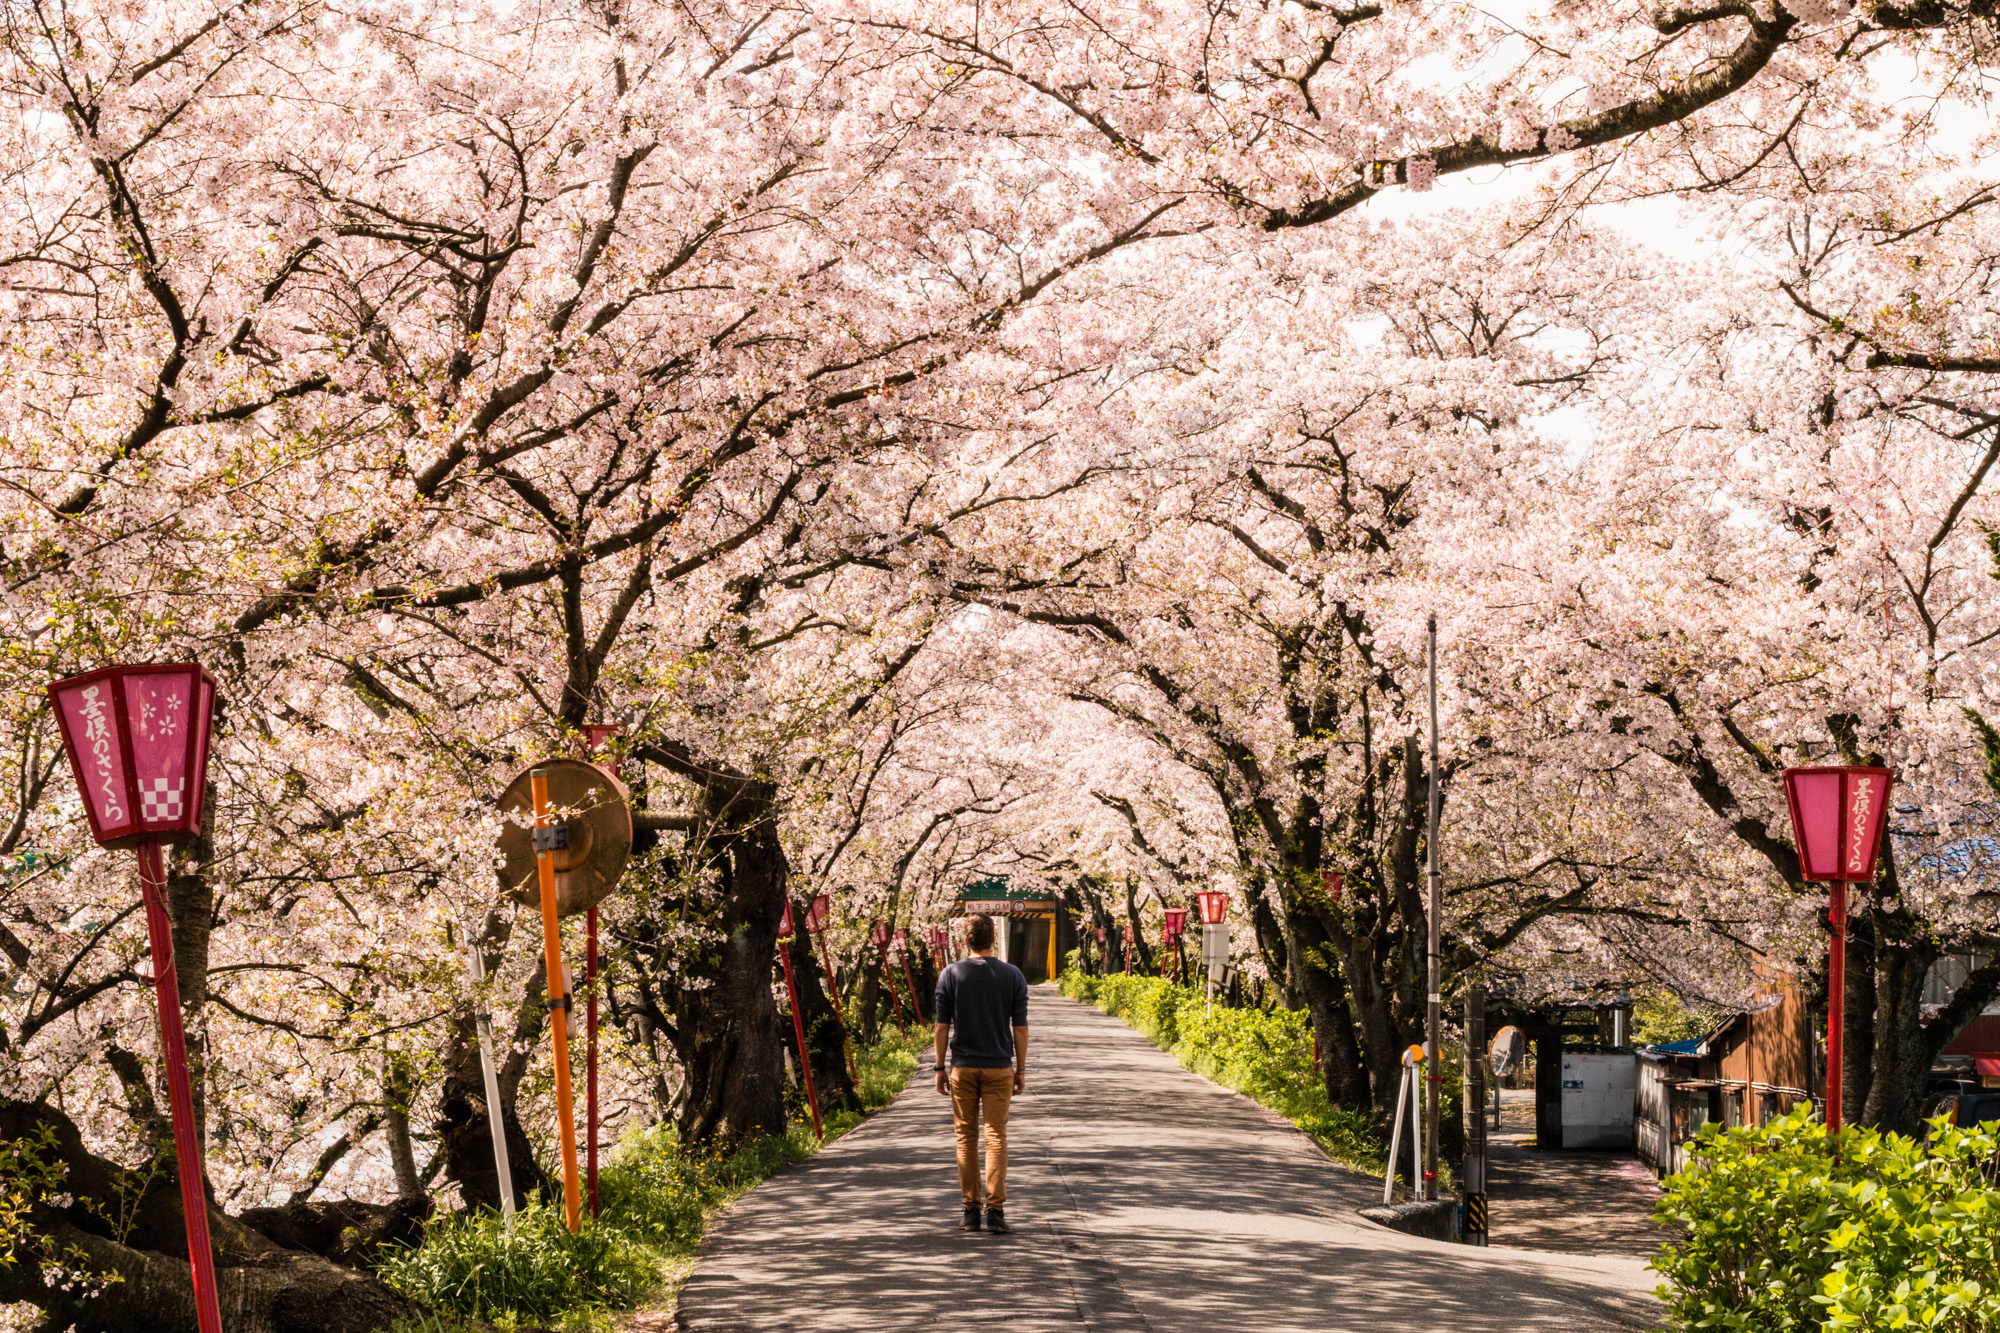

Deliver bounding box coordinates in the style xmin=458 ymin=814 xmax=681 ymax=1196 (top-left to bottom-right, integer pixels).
xmin=935 ymin=956 xmax=1029 ymax=1068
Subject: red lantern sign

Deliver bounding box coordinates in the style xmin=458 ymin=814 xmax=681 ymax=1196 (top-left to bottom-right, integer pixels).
xmin=49 ymin=663 xmax=216 ymax=848
xmin=47 ymin=663 xmax=221 ymax=1333
xmin=870 ymin=918 xmax=891 ymax=950
xmin=1322 ymin=869 xmax=1344 ymax=904
xmin=805 ymin=893 xmax=830 ymax=933
xmin=1781 ymin=765 xmax=1894 ymax=1135
xmin=779 ymin=899 xmax=797 ymax=938
xmin=1095 ymin=926 xmax=1106 ymax=943
xmin=1197 ymin=890 xmax=1231 ymax=925
xmin=1163 ymin=907 xmax=1188 ymax=942
xmin=1784 ymin=767 xmax=1893 ymax=882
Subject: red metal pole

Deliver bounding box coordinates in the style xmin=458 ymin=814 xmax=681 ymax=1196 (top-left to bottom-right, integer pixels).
xmin=900 ymin=944 xmax=923 ymax=1023
xmin=1828 ymin=881 xmax=1846 ymax=1133
xmin=778 ymin=938 xmax=824 ymax=1139
xmin=586 ymin=904 xmax=598 ymax=1216
xmin=138 ymin=841 xmax=224 ymax=1333
xmin=813 ymin=932 xmax=858 ymax=1084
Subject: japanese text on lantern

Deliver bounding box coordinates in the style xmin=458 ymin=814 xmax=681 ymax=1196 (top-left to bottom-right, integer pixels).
xmin=78 ymin=685 xmax=124 ymax=823
xmin=1848 ymin=776 xmax=1874 ymax=877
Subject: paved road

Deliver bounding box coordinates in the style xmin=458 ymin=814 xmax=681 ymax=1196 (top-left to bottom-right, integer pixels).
xmin=678 ymin=990 xmax=1662 ymax=1331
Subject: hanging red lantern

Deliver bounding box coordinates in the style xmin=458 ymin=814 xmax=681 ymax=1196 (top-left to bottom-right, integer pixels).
xmin=48 ymin=663 xmax=222 ymax=1333
xmin=1781 ymin=765 xmax=1894 ymax=1134
xmin=1322 ymin=869 xmax=1344 ymax=904
xmin=1197 ymin=889 xmax=1231 ymax=925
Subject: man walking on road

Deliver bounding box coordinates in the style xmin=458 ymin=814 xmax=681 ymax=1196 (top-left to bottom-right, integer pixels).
xmin=934 ymin=912 xmax=1029 ymax=1234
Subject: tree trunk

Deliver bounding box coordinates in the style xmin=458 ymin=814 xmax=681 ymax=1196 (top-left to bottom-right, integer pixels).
xmin=1841 ymin=908 xmax=1876 ymax=1127
xmin=671 ymin=775 xmax=788 ymax=1144
xmin=856 ymin=952 xmax=883 ymax=1041
xmin=1861 ymin=907 xmax=1939 ymax=1135
xmin=0 ymin=1100 xmax=435 ymax=1333
xmin=1294 ymin=905 xmax=1370 ymax=1110
xmin=382 ymin=1053 xmax=424 ymax=1201
xmin=1250 ymin=880 xmax=1291 ymax=1006
xmin=1123 ymin=880 xmax=1154 ymax=973
xmin=166 ymin=803 xmax=215 ymax=1148
xmin=1341 ymin=933 xmax=1405 ymax=1121
xmin=786 ymin=924 xmax=857 ymax=1115
xmin=434 ymin=932 xmax=554 ymax=1212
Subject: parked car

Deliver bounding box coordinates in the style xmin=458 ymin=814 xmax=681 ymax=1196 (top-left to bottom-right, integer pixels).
xmin=1923 ymin=1086 xmax=2000 ymax=1130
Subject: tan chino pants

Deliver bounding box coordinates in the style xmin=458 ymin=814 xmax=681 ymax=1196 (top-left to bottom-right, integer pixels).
xmin=949 ymin=1066 xmax=1013 ymax=1209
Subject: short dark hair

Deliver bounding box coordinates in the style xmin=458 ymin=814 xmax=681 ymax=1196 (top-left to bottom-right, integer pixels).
xmin=966 ymin=913 xmax=996 ymax=951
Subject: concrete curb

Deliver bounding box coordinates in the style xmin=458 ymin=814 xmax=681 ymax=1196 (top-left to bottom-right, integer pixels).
xmin=1359 ymin=1198 xmax=1462 ymax=1243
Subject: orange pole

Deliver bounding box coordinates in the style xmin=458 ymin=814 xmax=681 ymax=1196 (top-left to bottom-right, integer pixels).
xmin=531 ymin=770 xmax=584 ymax=1233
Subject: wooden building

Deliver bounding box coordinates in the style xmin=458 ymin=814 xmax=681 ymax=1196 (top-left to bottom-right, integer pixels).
xmin=1635 ymin=983 xmax=1816 ymax=1178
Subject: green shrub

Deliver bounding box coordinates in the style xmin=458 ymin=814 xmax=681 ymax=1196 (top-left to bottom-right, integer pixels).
xmin=852 ymin=1028 xmax=924 ymax=1113
xmin=1061 ymin=969 xmax=1388 ymax=1175
xmin=382 ymin=1028 xmax=929 ymax=1328
xmin=1652 ymin=1107 xmax=2000 ymax=1332
xmin=375 ymin=1197 xmax=656 ymax=1329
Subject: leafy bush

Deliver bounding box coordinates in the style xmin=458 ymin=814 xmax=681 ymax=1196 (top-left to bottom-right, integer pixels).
xmin=1061 ymin=970 xmax=1389 ymax=1175
xmin=381 ymin=1029 xmax=928 ymax=1329
xmin=1652 ymin=1107 xmax=2000 ymax=1331
xmin=374 ymin=1197 xmax=656 ymax=1329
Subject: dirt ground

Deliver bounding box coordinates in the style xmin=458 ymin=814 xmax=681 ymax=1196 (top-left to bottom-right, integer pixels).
xmin=1481 ymin=1089 xmax=1670 ymax=1259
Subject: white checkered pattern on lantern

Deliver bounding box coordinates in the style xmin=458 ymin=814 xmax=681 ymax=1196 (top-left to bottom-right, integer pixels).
xmin=140 ymin=778 xmax=184 ymax=823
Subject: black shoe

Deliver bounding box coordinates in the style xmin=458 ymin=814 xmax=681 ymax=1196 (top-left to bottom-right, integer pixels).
xmin=985 ymin=1208 xmax=1010 ymax=1234
xmin=961 ymin=1206 xmax=982 ymax=1231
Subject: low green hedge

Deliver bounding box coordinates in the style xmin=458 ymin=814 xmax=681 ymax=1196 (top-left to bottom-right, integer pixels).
xmin=1061 ymin=969 xmax=1393 ymax=1176
xmin=1653 ymin=1107 xmax=2000 ymax=1331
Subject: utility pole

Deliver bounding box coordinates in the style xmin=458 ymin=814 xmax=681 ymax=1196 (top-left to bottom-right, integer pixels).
xmin=1424 ymin=614 xmax=1442 ymax=1203
xmin=1464 ymin=990 xmax=1487 ymax=1244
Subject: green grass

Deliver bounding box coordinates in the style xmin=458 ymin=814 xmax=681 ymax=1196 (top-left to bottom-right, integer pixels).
xmin=378 ymin=1029 xmax=928 ymax=1331
xmin=1060 ymin=969 xmax=1403 ymax=1180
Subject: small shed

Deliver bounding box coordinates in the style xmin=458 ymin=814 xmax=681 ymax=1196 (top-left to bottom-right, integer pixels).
xmin=1561 ymin=1050 xmax=1637 ymax=1149
xmin=1634 ymin=989 xmax=1817 ymax=1178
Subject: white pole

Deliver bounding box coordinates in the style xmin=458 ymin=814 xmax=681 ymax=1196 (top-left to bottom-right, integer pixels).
xmin=1384 ymin=1054 xmax=1411 ymax=1204
xmin=464 ymin=921 xmax=516 ymax=1218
